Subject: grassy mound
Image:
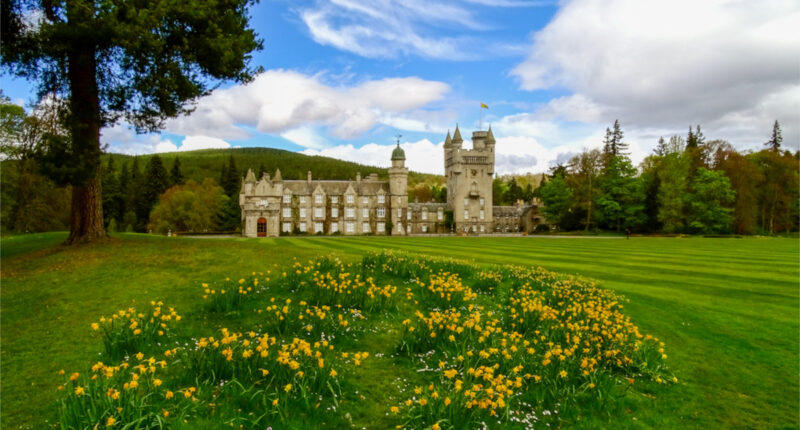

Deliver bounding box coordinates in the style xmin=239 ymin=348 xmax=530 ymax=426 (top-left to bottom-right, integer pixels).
xmin=54 ymin=251 xmax=673 ymax=429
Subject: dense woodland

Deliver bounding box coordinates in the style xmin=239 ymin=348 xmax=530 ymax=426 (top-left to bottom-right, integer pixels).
xmin=538 ymin=121 xmax=798 ymax=234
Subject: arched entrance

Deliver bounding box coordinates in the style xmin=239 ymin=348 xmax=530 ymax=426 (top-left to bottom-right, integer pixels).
xmin=257 ymin=217 xmax=267 ymax=237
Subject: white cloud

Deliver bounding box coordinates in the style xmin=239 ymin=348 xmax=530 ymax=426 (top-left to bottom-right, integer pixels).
xmin=164 ymin=70 xmax=450 ymax=142
xmin=302 ymin=138 xmax=444 ymax=174
xmin=178 ymin=136 xmax=231 ymax=151
xmin=281 ymin=126 xmax=329 ymax=149
xmin=511 ymin=0 xmax=800 ymax=148
xmin=298 ymin=0 xmax=537 ymax=59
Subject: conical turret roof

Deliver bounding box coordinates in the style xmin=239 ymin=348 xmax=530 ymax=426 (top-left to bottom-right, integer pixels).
xmin=273 ymin=168 xmax=282 ymax=182
xmin=452 ymin=125 xmax=463 ymax=143
xmin=244 ymin=168 xmax=256 ymax=183
xmin=444 ymin=130 xmax=452 ymax=146
xmin=486 ymin=125 xmax=495 ymax=143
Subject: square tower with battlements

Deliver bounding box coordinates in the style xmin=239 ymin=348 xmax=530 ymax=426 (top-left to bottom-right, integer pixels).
xmin=444 ymin=125 xmax=496 ymax=234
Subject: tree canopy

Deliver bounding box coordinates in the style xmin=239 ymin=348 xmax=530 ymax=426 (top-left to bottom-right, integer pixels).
xmin=1 ymin=0 xmax=262 ymax=243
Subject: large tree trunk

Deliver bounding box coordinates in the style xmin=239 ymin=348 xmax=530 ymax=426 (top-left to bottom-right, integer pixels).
xmin=66 ymin=166 xmax=105 ymax=244
xmin=64 ymin=1 xmax=105 ymax=244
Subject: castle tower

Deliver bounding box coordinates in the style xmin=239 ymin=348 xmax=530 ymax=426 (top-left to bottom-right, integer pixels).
xmin=443 ymin=125 xmax=495 ymax=234
xmin=389 ymin=143 xmax=409 ymax=235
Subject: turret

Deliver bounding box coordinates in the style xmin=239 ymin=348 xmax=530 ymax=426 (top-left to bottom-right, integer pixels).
xmin=388 ymin=143 xmax=409 ymax=235
xmin=243 ymin=168 xmax=256 ymax=194
xmin=452 ymin=125 xmax=463 ymax=149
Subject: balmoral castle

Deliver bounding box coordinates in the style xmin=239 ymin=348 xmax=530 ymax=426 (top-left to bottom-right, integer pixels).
xmin=239 ymin=126 xmax=541 ymax=237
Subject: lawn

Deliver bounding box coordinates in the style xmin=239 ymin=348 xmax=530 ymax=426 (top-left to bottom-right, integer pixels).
xmin=1 ymin=233 xmax=797 ymax=428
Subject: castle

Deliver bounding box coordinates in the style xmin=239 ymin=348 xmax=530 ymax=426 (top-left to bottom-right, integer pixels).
xmin=239 ymin=126 xmax=540 ymax=237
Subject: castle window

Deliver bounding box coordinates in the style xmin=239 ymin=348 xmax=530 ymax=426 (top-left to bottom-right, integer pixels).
xmin=397 ymin=208 xmax=402 ymax=218
xmin=282 ymin=222 xmax=291 ymax=233
xmin=282 ymin=208 xmax=291 ymax=218
xmin=315 ymin=194 xmax=323 ymax=204
xmin=314 ymin=207 xmax=324 ymax=218
xmin=407 ymin=211 xmax=411 ymax=220
xmin=346 ymin=194 xmax=354 ymax=204
xmin=299 ymin=208 xmax=306 ymax=218
xmin=314 ymin=222 xmax=323 ymax=233
xmin=421 ymin=209 xmax=428 ymax=220
xmin=377 ymin=223 xmax=385 ymax=233
xmin=283 ymin=194 xmax=291 ymax=204
xmin=346 ymin=222 xmax=354 ymax=233
xmin=378 ymin=195 xmax=385 ymax=204
xmin=377 ymin=207 xmax=385 ymax=218
xmin=362 ymin=208 xmax=369 ymax=218
xmin=362 ymin=222 xmax=370 ymax=233
xmin=332 ymin=207 xmax=339 ymax=218
xmin=331 ymin=222 xmax=339 ymax=233
xmin=480 ymin=225 xmax=485 ymax=233
xmin=362 ymin=196 xmax=369 ymax=205
xmin=438 ymin=209 xmax=443 ymax=220
xmin=422 ymin=225 xmax=428 ymax=233
xmin=331 ymin=196 xmax=338 ymax=204
xmin=299 ymin=222 xmax=307 ymax=232
xmin=345 ymin=207 xmax=355 ymax=219
xmin=464 ymin=198 xmax=469 ymax=207
xmin=480 ymin=210 xmax=485 ymax=220
xmin=300 ymin=196 xmax=307 ymax=204
xmin=480 ymin=198 xmax=485 ymax=207
xmin=464 ymin=210 xmax=469 ymax=220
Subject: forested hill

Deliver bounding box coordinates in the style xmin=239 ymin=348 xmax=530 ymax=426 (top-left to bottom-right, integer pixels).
xmin=102 ymin=147 xmax=443 ymax=185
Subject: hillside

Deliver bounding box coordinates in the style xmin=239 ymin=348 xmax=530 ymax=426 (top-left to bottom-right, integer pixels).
xmin=102 ymin=147 xmax=444 ymax=186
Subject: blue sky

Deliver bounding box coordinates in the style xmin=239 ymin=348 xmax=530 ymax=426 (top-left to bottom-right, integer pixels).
xmin=3 ymin=0 xmax=798 ymax=175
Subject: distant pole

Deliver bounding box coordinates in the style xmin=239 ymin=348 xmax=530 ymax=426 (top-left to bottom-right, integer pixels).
xmin=479 ymin=103 xmax=489 ymax=130
xmin=396 ymin=134 xmax=402 ymax=146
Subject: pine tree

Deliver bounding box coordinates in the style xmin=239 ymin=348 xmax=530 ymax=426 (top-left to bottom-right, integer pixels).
xmin=765 ymin=120 xmax=782 ymax=152
xmin=2 ymin=0 xmax=262 ymax=243
xmin=170 ymin=157 xmax=185 ymax=186
xmin=610 ymin=119 xmax=628 ymax=155
xmin=655 ymin=136 xmax=667 ymax=156
xmin=223 ymin=155 xmax=240 ymax=196
xmin=137 ymin=155 xmax=170 ymax=231
xmin=101 ymin=156 xmax=123 ymax=228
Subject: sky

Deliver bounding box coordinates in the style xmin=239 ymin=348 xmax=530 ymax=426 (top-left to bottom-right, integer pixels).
xmin=2 ymin=0 xmax=799 ymax=175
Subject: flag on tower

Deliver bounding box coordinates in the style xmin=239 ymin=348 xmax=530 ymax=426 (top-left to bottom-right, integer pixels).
xmin=480 ymin=103 xmax=489 ymax=109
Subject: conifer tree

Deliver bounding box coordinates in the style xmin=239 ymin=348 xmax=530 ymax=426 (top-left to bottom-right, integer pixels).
xmin=765 ymin=120 xmax=782 ymax=152
xmin=2 ymin=0 xmax=262 ymax=243
xmin=170 ymin=157 xmax=185 ymax=186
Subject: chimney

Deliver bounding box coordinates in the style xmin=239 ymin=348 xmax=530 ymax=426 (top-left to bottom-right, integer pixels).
xmin=356 ymin=172 xmax=361 ymax=183
xmin=307 ymin=170 xmax=312 ymax=184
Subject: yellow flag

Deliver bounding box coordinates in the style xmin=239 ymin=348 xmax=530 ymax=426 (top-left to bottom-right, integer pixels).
xmin=480 ymin=103 xmax=489 ymax=109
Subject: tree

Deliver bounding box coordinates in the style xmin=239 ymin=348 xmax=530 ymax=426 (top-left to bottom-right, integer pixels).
xmin=716 ymin=147 xmax=762 ymax=234
xmin=2 ymin=0 xmax=262 ymax=243
xmin=170 ymin=157 xmax=185 ymax=186
xmin=656 ymin=144 xmax=690 ymax=233
xmin=539 ymin=174 xmax=573 ymax=229
xmin=412 ymin=183 xmax=432 ymax=203
xmin=595 ymin=155 xmax=644 ymax=231
xmin=221 ymin=156 xmax=241 ymax=197
xmin=101 ymin=156 xmax=123 ymax=228
xmin=753 ymin=149 xmax=799 ymax=234
xmin=136 ymin=155 xmax=170 ymax=231
xmin=765 ymin=120 xmax=782 ymax=152
xmin=567 ymin=149 xmax=602 ymax=231
xmin=686 ymin=168 xmax=735 ymax=234
xmin=148 ymin=179 xmax=227 ymax=234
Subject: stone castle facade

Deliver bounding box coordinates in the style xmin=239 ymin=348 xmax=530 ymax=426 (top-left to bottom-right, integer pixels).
xmin=240 ymin=126 xmax=540 ymax=237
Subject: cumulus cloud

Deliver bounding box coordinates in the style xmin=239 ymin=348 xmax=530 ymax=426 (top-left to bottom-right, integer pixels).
xmin=302 ymin=138 xmax=444 ymax=174
xmin=164 ymin=69 xmax=450 ymax=144
xmin=511 ymin=0 xmax=800 ymax=147
xmin=298 ymin=0 xmax=539 ymax=59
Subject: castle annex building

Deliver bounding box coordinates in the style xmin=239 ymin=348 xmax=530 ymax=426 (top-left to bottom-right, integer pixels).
xmin=239 ymin=126 xmax=540 ymax=237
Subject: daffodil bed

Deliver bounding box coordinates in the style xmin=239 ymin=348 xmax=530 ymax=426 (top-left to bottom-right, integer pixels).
xmin=58 ymin=251 xmax=675 ymax=429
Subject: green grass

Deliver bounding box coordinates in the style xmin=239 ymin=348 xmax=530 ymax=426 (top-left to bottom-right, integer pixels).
xmin=1 ymin=233 xmax=797 ymax=428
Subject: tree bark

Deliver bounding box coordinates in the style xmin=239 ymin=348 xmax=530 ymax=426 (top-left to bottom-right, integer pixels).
xmin=64 ymin=1 xmax=106 ymax=244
